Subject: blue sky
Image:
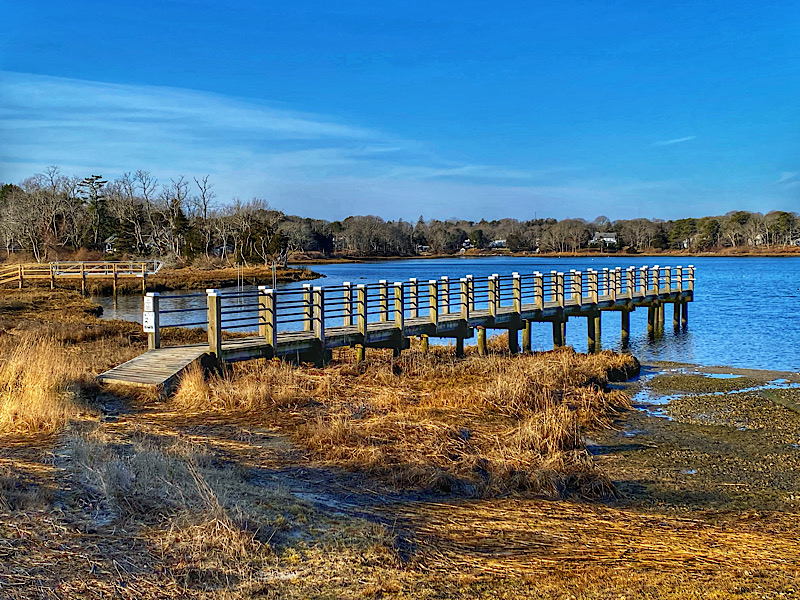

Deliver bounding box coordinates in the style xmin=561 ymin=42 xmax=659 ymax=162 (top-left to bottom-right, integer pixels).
xmin=1 ymin=0 xmax=798 ymax=221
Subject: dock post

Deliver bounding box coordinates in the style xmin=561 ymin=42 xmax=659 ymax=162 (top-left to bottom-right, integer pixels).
xmin=621 ymin=308 xmax=630 ymax=348
xmin=552 ymin=318 xmax=564 ymax=349
xmin=343 ymin=282 xmax=354 ymax=326
xmin=512 ymin=272 xmax=522 ymax=313
xmin=658 ymin=301 xmax=665 ymax=329
xmin=393 ymin=282 xmax=405 ymax=357
xmin=206 ymin=289 xmax=223 ymax=361
xmin=594 ymin=311 xmax=601 ymax=350
xmin=456 ymin=278 xmax=469 ymax=358
xmin=640 ymin=266 xmax=648 ymax=297
xmin=675 ymin=266 xmax=683 ymax=292
xmin=112 ymin=263 xmax=118 ymax=297
xmin=313 ymin=286 xmax=326 ymax=366
xmin=409 ymin=278 xmax=419 ymax=319
xmin=588 ymin=269 xmax=598 ymax=304
xmin=508 ymin=328 xmax=519 ymax=354
xmin=258 ymin=286 xmax=276 ymax=352
xmin=477 ymin=327 xmax=487 ymax=356
xmin=303 ymin=284 xmax=313 ymax=331
xmin=522 ymin=320 xmax=532 ymax=353
xmin=18 ymin=265 xmax=23 ymax=290
xmin=651 ymin=265 xmax=660 ymax=295
xmin=673 ymin=301 xmax=680 ymax=331
xmin=602 ymin=268 xmax=609 ymax=297
xmin=681 ymin=300 xmax=689 ymax=328
xmin=440 ymin=276 xmax=449 ymax=315
xmin=587 ymin=311 xmax=597 ymax=354
xmin=50 ymin=264 xmax=55 ymax=289
xmin=557 ymin=272 xmax=565 ymax=308
xmin=489 ymin=274 xmax=499 ymax=318
xmin=428 ymin=279 xmax=439 ymax=327
xmin=356 ymin=285 xmax=367 ymax=361
xmin=647 ymin=304 xmax=656 ymax=337
xmin=688 ymin=265 xmax=695 ymax=293
xmin=140 ymin=263 xmax=146 ymax=294
xmin=460 ymin=278 xmax=470 ymax=319
xmin=466 ymin=275 xmax=475 ymax=312
xmin=626 ymin=267 xmax=636 ymax=299
xmin=379 ymin=280 xmax=389 ymax=321
xmin=572 ymin=270 xmax=583 ymax=306
xmin=609 ymin=269 xmax=617 ymax=302
xmin=665 ymin=266 xmax=672 ymax=293
xmin=533 ymin=271 xmax=543 ymax=310
xmin=144 ymin=292 xmax=160 ymax=350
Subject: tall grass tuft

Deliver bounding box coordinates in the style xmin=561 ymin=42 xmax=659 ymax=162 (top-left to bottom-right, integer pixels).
xmin=173 ymin=345 xmax=636 ymax=498
xmin=0 ymin=335 xmax=94 ymax=434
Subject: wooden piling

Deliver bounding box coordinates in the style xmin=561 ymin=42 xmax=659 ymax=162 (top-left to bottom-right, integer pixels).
xmin=647 ymin=304 xmax=656 ymax=336
xmin=522 ymin=320 xmax=532 ymax=353
xmin=594 ymin=311 xmax=601 ymax=348
xmin=681 ymin=300 xmax=688 ymax=328
xmin=673 ymin=301 xmax=680 ymax=331
xmin=552 ymin=319 xmax=564 ymax=348
xmin=621 ymin=309 xmax=630 ymax=348
xmin=508 ymin=328 xmax=519 ymax=354
xmin=477 ymin=327 xmax=487 ymax=356
xmin=587 ymin=312 xmax=597 ymax=353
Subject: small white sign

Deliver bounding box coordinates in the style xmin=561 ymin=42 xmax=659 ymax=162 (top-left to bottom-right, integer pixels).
xmin=143 ymin=296 xmax=155 ymax=312
xmin=143 ymin=312 xmax=156 ymax=333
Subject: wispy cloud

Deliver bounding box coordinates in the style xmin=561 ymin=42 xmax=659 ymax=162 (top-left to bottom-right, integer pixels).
xmin=653 ymin=135 xmax=697 ymax=147
xmin=0 ymin=71 xmax=740 ymax=221
xmin=777 ymin=171 xmax=799 ymax=185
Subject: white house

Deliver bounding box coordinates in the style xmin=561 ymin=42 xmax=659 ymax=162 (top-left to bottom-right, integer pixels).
xmin=591 ymin=232 xmax=617 ymax=247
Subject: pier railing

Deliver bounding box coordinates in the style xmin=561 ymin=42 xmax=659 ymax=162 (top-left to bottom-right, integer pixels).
xmin=0 ymin=260 xmax=163 ymax=292
xmin=142 ymin=264 xmax=695 ymax=352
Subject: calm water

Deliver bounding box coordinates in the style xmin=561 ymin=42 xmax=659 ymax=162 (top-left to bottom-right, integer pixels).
xmin=95 ymin=256 xmax=800 ymax=372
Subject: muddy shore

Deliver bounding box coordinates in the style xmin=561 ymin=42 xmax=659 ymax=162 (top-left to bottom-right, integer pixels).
xmin=593 ymin=361 xmax=800 ymax=513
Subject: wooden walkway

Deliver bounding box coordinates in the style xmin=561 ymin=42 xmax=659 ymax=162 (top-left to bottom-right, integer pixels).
xmin=0 ymin=260 xmax=163 ymax=294
xmin=97 ymin=265 xmax=694 ymax=393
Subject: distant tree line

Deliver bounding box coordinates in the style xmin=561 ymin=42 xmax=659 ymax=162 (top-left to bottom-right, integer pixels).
xmin=1 ymin=167 xmax=799 ymax=264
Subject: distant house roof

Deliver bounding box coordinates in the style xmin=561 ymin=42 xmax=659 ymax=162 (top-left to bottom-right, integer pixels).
xmin=592 ymin=232 xmax=617 ymax=242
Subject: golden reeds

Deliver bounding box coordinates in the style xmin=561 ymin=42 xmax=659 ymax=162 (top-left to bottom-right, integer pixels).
xmin=174 ymin=345 xmax=636 ymax=498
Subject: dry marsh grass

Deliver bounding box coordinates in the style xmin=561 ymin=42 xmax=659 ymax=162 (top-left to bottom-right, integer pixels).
xmin=0 ymin=335 xmax=96 ymax=434
xmin=174 ymin=344 xmax=637 ymax=498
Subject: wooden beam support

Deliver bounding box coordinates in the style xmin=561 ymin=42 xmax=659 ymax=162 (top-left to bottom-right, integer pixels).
xmin=621 ymin=309 xmax=630 ymax=349
xmin=477 ymin=327 xmax=487 ymax=356
xmin=522 ymin=320 xmax=532 ymax=353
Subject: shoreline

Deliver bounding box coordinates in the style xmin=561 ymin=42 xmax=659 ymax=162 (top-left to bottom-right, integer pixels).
xmin=291 ymin=248 xmax=800 ymax=265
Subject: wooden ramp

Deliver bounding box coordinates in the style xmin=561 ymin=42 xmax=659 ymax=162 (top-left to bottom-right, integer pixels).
xmin=97 ymin=344 xmax=210 ymax=392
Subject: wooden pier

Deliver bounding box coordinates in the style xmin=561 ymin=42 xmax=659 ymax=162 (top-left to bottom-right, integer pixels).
xmin=0 ymin=260 xmax=163 ymax=294
xmin=98 ymin=265 xmax=694 ymax=393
